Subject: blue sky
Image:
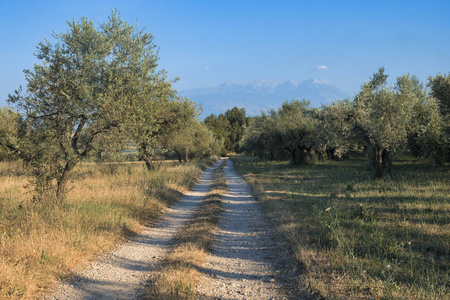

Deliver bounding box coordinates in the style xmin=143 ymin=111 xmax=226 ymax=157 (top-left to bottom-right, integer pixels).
xmin=1 ymin=0 xmax=449 ymax=107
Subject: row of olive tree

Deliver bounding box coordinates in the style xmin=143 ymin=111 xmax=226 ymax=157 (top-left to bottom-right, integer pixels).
xmin=0 ymin=11 xmax=217 ymax=203
xmin=240 ymin=68 xmax=450 ymax=178
xmin=240 ymin=100 xmax=317 ymax=165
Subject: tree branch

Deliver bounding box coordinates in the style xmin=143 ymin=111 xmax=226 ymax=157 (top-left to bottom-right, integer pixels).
xmin=71 ymin=115 xmax=87 ymax=154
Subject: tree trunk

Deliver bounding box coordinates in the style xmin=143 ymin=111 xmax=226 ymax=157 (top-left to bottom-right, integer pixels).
xmin=142 ymin=153 xmax=155 ymax=170
xmin=139 ymin=143 xmax=155 ymax=171
xmin=56 ymin=159 xmax=78 ymax=203
xmin=374 ymin=147 xmax=389 ymax=178
xmin=290 ymin=149 xmax=299 ymax=165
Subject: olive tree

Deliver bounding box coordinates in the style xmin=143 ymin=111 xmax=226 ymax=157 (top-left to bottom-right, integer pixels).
xmin=164 ymin=120 xmax=215 ymax=162
xmin=239 ymin=113 xmax=277 ymax=159
xmin=428 ymin=72 xmax=450 ymax=118
xmin=240 ymin=100 xmax=316 ymax=165
xmin=272 ymin=100 xmax=317 ymax=165
xmin=351 ymin=68 xmax=426 ymax=177
xmin=156 ymin=98 xmax=219 ymax=163
xmin=125 ymin=83 xmax=186 ymax=170
xmin=0 ymin=107 xmax=22 ymax=161
xmin=8 ymin=11 xmax=173 ymax=202
xmin=318 ymin=99 xmax=364 ymax=159
xmin=418 ymin=73 xmax=450 ymax=164
xmin=416 ymin=98 xmax=449 ymax=164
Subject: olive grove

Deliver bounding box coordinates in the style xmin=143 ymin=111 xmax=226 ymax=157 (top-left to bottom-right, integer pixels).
xmin=240 ymin=68 xmax=449 ymax=178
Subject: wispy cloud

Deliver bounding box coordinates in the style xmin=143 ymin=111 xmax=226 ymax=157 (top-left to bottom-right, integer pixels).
xmin=317 ymin=65 xmax=328 ymax=70
xmin=204 ymin=66 xmax=210 ymax=70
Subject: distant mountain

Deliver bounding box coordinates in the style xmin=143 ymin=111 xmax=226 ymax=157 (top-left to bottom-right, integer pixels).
xmin=180 ymin=79 xmax=352 ymax=120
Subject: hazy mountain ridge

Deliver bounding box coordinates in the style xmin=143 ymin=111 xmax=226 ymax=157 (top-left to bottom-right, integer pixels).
xmin=180 ymin=79 xmax=351 ymax=119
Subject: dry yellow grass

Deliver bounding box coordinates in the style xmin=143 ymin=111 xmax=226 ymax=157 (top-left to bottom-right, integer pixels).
xmin=145 ymin=164 xmax=226 ymax=299
xmin=0 ymin=159 xmax=212 ymax=299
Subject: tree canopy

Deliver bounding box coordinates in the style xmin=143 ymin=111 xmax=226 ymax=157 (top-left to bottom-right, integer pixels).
xmin=239 ymin=68 xmax=448 ymax=178
xmin=350 ymin=68 xmax=426 ymax=177
xmin=7 ymin=10 xmax=186 ymax=202
xmin=240 ymin=100 xmax=317 ymax=165
xmin=204 ymin=106 xmax=248 ymax=154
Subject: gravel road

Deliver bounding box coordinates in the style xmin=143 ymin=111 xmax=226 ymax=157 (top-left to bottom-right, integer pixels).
xmin=44 ymin=160 xmax=223 ymax=300
xmin=44 ymin=158 xmax=302 ymax=299
xmin=196 ymin=159 xmax=299 ymax=299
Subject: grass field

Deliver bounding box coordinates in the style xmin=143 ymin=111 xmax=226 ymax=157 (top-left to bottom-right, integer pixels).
xmin=231 ymin=156 xmax=449 ymax=299
xmin=0 ymin=158 xmax=214 ymax=299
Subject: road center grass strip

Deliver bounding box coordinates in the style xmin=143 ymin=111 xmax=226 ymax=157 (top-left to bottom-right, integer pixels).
xmin=144 ymin=161 xmax=226 ymax=300
xmin=231 ymin=156 xmax=449 ymax=299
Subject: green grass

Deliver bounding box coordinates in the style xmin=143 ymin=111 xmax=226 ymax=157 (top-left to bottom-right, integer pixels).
xmin=231 ymin=156 xmax=449 ymax=299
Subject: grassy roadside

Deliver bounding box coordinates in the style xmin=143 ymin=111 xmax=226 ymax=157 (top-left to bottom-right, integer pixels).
xmin=144 ymin=160 xmax=227 ymax=299
xmin=0 ymin=158 xmax=216 ymax=299
xmin=231 ymin=156 xmax=449 ymax=299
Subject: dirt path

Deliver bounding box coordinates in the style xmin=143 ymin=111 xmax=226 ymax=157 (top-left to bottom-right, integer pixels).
xmin=44 ymin=160 xmax=223 ymax=300
xmin=196 ymin=159 xmax=299 ymax=299
xmin=44 ymin=158 xmax=301 ymax=299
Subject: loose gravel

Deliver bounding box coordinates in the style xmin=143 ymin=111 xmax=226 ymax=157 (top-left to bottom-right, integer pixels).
xmin=196 ymin=159 xmax=300 ymax=299
xmin=43 ymin=160 xmax=223 ymax=300
xmin=43 ymin=158 xmax=303 ymax=299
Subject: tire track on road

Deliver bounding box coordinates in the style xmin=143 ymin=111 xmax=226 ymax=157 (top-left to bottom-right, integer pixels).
xmin=44 ymin=160 xmax=223 ymax=300
xmin=196 ymin=159 xmax=298 ymax=299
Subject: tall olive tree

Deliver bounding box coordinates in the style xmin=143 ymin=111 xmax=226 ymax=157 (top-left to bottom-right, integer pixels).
xmin=163 ymin=119 xmax=215 ymax=162
xmin=239 ymin=113 xmax=277 ymax=159
xmin=318 ymin=99 xmax=364 ymax=159
xmin=8 ymin=10 xmax=171 ymax=202
xmin=416 ymin=98 xmax=449 ymax=164
xmin=416 ymin=73 xmax=450 ymax=164
xmin=125 ymin=82 xmax=186 ymax=170
xmin=351 ymin=68 xmax=426 ymax=177
xmin=272 ymin=100 xmax=317 ymax=165
xmin=147 ymin=98 xmax=202 ymax=164
xmin=428 ymin=72 xmax=450 ymax=118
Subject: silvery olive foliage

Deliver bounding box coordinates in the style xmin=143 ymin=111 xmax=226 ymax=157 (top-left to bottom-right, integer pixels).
xmin=240 ymin=68 xmax=446 ymax=178
xmin=350 ymin=68 xmax=426 ymax=177
xmin=7 ymin=10 xmax=194 ymax=202
xmin=240 ymin=99 xmax=317 ymax=165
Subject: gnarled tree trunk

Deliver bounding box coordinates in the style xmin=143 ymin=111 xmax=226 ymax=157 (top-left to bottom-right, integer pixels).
xmin=142 ymin=152 xmax=155 ymax=170
xmin=372 ymin=146 xmax=390 ymax=179
xmin=56 ymin=158 xmax=78 ymax=204
xmin=139 ymin=143 xmax=155 ymax=171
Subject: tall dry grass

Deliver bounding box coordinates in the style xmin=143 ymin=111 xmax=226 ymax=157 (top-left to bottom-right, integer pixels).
xmin=0 ymin=158 xmax=213 ymax=299
xmin=231 ymin=156 xmax=449 ymax=299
